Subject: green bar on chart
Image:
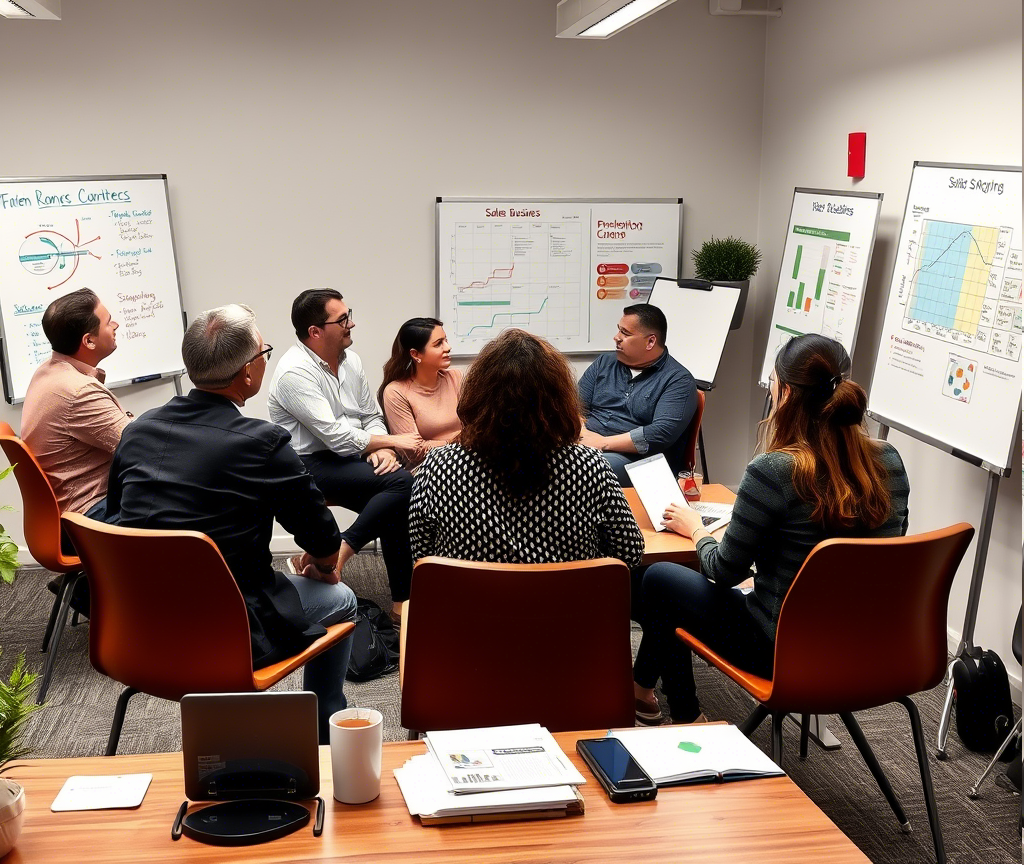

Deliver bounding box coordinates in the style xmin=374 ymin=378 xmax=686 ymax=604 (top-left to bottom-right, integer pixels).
xmin=792 ymin=245 xmax=803 ymax=279
xmin=796 ymin=282 xmax=805 ymax=308
xmin=787 ymin=290 xmax=795 ymax=307
xmin=815 ymin=269 xmax=825 ymax=300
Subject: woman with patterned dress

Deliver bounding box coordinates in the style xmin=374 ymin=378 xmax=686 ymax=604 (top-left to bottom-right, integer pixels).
xmin=409 ymin=329 xmax=643 ymax=569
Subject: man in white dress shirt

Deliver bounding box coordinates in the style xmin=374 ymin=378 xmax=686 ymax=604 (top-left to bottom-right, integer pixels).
xmin=268 ymin=289 xmax=422 ymax=624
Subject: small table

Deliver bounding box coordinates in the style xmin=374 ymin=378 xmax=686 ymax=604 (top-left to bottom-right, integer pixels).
xmin=625 ymin=482 xmax=736 ymax=566
xmin=4 ymin=728 xmax=866 ymax=863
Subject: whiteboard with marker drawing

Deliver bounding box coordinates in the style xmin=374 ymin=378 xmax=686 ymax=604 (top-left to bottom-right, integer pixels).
xmin=758 ymin=188 xmax=883 ymax=388
xmin=436 ymin=197 xmax=682 ymax=355
xmin=866 ymin=162 xmax=1022 ymax=472
xmin=0 ymin=174 xmax=186 ymax=404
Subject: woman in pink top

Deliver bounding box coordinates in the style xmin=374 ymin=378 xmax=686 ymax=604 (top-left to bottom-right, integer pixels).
xmin=379 ymin=318 xmax=462 ymax=471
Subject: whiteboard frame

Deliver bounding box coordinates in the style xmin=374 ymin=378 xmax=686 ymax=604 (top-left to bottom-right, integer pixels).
xmin=865 ymin=160 xmax=1022 ymax=476
xmin=435 ymin=196 xmax=683 ymax=356
xmin=0 ymin=173 xmax=187 ymax=404
xmin=759 ymin=186 xmax=883 ymax=389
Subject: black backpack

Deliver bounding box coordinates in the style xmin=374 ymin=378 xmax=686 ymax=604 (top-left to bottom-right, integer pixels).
xmin=344 ymin=597 xmax=399 ymax=682
xmin=951 ymin=646 xmax=1014 ymax=753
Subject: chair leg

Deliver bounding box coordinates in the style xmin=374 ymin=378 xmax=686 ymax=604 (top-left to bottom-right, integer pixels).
xmin=799 ymin=714 xmax=811 ymax=759
xmin=838 ymin=711 xmax=911 ymax=832
xmin=739 ymin=703 xmax=770 ymax=737
xmin=771 ymin=712 xmax=784 ymax=765
xmin=969 ymin=716 xmax=1022 ymax=799
xmin=36 ymin=574 xmax=83 ymax=703
xmin=41 ymin=571 xmax=78 ymax=652
xmin=106 ymin=687 xmax=139 ymax=756
xmin=897 ymin=696 xmax=945 ymax=863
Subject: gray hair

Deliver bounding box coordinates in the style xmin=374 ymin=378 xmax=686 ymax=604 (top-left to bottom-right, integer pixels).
xmin=182 ymin=304 xmax=261 ymax=389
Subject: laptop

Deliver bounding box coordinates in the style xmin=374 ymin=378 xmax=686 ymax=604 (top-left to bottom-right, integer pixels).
xmin=624 ymin=453 xmax=732 ymax=533
xmin=180 ymin=692 xmax=320 ymax=802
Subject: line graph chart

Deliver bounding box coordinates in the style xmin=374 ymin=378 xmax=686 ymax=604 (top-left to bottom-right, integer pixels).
xmin=905 ymin=219 xmax=996 ymax=334
xmin=449 ymin=220 xmax=583 ymax=340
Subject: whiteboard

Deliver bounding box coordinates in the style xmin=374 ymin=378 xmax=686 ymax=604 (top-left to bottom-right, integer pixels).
xmin=758 ymin=188 xmax=883 ymax=387
xmin=0 ymin=175 xmax=185 ymax=403
xmin=647 ymin=281 xmax=740 ymax=388
xmin=436 ymin=198 xmax=682 ymax=354
xmin=867 ymin=162 xmax=1022 ymax=473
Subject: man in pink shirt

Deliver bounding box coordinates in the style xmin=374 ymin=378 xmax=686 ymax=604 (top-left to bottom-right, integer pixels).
xmin=22 ymin=288 xmax=133 ymax=522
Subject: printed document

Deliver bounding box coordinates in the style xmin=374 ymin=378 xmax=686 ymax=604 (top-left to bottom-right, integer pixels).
xmin=425 ymin=724 xmax=585 ymax=793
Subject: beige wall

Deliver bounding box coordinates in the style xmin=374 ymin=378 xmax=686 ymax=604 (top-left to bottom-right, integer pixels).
xmin=755 ymin=0 xmax=1022 ymax=693
xmin=0 ymin=0 xmax=766 ymax=542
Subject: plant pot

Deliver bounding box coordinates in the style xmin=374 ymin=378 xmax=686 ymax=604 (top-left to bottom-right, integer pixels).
xmin=713 ymin=279 xmax=749 ymax=330
xmin=0 ymin=777 xmax=26 ymax=858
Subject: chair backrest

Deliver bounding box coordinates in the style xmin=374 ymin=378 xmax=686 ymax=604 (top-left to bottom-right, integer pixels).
xmin=665 ymin=389 xmax=705 ymax=475
xmin=0 ymin=422 xmax=80 ymax=572
xmin=769 ymin=523 xmax=975 ymax=712
xmin=401 ymin=557 xmax=635 ymax=733
xmin=61 ymin=512 xmax=259 ymax=701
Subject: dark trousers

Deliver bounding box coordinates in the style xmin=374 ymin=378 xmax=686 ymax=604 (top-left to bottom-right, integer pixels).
xmin=632 ymin=562 xmax=774 ymax=722
xmin=301 ymin=451 xmax=414 ymax=603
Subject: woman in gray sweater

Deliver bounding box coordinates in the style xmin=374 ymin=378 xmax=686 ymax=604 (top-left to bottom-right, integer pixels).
xmin=633 ymin=334 xmax=910 ymax=725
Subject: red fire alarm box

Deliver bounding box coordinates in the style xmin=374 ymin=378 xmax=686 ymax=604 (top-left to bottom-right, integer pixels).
xmin=848 ymin=132 xmax=866 ymax=178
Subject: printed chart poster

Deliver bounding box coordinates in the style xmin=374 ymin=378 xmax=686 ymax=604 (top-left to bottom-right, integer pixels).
xmin=759 ymin=189 xmax=882 ymax=386
xmin=436 ymin=199 xmax=681 ymax=355
xmin=867 ymin=163 xmax=1022 ymax=470
xmin=0 ymin=176 xmax=185 ymax=403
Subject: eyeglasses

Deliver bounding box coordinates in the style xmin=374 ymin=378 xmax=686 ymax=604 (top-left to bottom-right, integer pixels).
xmin=247 ymin=345 xmax=273 ymax=365
xmin=320 ymin=310 xmax=353 ymax=329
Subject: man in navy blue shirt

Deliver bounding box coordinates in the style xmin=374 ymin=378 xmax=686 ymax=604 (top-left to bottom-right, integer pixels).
xmin=578 ymin=304 xmax=696 ymax=486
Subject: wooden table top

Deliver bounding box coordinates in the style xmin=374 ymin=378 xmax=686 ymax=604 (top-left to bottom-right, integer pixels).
xmin=4 ymin=727 xmax=865 ymax=864
xmin=625 ymin=482 xmax=737 ymax=566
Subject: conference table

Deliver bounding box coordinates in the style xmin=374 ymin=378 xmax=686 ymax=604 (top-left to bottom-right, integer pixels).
xmin=4 ymin=727 xmax=866 ymax=863
xmin=624 ymin=482 xmax=737 ymax=566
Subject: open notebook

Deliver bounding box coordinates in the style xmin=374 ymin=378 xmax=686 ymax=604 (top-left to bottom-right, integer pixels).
xmin=610 ymin=725 xmax=783 ymax=786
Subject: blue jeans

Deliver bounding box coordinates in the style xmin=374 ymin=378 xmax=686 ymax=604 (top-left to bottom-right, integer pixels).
xmin=602 ymin=452 xmax=638 ymax=487
xmin=632 ymin=563 xmax=774 ymax=722
xmin=284 ymin=573 xmax=357 ymax=743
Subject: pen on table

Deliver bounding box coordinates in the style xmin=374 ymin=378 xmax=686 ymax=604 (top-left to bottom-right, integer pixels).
xmin=314 ymin=796 xmax=325 ymax=836
xmin=132 ymin=374 xmax=160 ymax=383
xmin=171 ymin=800 xmax=187 ymax=840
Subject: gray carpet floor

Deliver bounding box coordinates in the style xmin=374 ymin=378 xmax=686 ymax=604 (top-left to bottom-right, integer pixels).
xmin=1 ymin=553 xmax=1020 ymax=864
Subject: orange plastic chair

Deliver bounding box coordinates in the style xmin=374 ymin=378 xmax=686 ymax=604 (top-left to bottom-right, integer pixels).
xmin=61 ymin=512 xmax=355 ymax=755
xmin=675 ymin=523 xmax=975 ymax=863
xmin=401 ymin=557 xmax=635 ymax=738
xmin=0 ymin=422 xmax=86 ymax=702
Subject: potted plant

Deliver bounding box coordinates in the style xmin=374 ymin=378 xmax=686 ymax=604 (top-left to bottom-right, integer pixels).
xmin=691 ymin=236 xmax=762 ymax=330
xmin=0 ymin=650 xmax=39 ymax=857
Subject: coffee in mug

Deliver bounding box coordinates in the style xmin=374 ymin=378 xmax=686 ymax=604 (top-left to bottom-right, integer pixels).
xmin=334 ymin=718 xmax=372 ymax=729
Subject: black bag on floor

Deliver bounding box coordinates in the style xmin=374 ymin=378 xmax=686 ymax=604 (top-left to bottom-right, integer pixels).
xmin=951 ymin=645 xmax=1014 ymax=753
xmin=345 ymin=597 xmax=399 ymax=682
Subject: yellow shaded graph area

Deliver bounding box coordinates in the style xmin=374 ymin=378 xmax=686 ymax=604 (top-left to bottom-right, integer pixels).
xmin=953 ymin=225 xmax=997 ymax=333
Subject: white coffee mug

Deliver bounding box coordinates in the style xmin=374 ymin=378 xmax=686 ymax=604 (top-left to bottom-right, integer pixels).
xmin=328 ymin=708 xmax=383 ymax=804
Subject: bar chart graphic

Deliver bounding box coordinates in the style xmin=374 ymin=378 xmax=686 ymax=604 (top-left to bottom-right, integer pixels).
xmin=786 ymin=225 xmax=847 ymax=315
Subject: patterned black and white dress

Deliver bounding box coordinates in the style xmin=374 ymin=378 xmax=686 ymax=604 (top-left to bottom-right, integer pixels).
xmin=409 ymin=444 xmax=644 ymax=568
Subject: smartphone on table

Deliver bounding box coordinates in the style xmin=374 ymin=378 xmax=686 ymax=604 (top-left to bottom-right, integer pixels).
xmin=576 ymin=737 xmax=657 ymax=803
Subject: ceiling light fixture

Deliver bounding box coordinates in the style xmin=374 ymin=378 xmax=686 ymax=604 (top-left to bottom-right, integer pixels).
xmin=556 ymin=0 xmax=678 ymax=40
xmin=0 ymin=0 xmax=60 ymax=19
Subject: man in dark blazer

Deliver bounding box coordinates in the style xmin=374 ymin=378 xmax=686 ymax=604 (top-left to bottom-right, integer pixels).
xmin=105 ymin=303 xmax=356 ymax=742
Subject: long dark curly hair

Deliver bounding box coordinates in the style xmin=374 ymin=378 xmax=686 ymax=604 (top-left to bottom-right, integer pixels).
xmin=457 ymin=329 xmax=582 ymax=498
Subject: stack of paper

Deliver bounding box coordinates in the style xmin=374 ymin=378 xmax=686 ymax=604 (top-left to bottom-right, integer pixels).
xmin=610 ymin=724 xmax=783 ymax=786
xmin=394 ymin=724 xmax=585 ymax=824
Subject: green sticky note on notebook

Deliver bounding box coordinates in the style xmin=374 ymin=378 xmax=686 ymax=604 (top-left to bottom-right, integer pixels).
xmin=677 ymin=741 xmax=702 ymax=753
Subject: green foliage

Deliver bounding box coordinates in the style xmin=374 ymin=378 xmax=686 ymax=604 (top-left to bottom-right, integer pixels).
xmin=0 ymin=649 xmax=41 ymax=773
xmin=0 ymin=463 xmax=17 ymax=585
xmin=691 ymin=236 xmax=762 ymax=282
